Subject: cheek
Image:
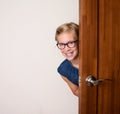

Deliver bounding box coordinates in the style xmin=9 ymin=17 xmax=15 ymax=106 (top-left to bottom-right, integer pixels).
xmin=61 ymin=50 xmax=65 ymax=54
xmin=73 ymin=46 xmax=78 ymax=51
xmin=74 ymin=48 xmax=79 ymax=54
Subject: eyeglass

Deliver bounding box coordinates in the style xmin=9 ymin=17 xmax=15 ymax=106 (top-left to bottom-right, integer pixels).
xmin=56 ymin=40 xmax=78 ymax=50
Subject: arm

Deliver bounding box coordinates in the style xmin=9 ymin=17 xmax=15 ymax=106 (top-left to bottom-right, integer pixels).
xmin=61 ymin=75 xmax=79 ymax=97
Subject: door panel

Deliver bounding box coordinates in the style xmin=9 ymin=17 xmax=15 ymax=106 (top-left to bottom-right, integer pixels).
xmin=98 ymin=0 xmax=120 ymax=113
xmin=79 ymin=0 xmax=120 ymax=114
xmin=79 ymin=0 xmax=98 ymax=113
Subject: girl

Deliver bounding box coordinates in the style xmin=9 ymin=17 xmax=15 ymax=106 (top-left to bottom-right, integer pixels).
xmin=55 ymin=22 xmax=79 ymax=96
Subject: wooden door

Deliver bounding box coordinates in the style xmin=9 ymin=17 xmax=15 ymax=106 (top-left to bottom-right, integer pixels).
xmin=79 ymin=0 xmax=120 ymax=114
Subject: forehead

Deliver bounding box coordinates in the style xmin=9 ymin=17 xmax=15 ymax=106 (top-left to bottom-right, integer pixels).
xmin=57 ymin=32 xmax=76 ymax=43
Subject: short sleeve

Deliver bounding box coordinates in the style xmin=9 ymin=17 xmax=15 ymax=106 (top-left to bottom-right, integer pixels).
xmin=57 ymin=59 xmax=79 ymax=86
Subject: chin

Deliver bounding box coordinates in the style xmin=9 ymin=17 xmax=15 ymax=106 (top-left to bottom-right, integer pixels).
xmin=66 ymin=57 xmax=74 ymax=61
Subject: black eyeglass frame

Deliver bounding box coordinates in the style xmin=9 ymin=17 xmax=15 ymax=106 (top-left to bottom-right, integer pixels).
xmin=56 ymin=40 xmax=78 ymax=50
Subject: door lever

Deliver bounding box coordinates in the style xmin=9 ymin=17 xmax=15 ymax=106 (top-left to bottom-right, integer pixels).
xmin=86 ymin=75 xmax=111 ymax=86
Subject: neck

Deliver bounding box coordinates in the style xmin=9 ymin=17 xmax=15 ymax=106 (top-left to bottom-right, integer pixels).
xmin=71 ymin=57 xmax=79 ymax=69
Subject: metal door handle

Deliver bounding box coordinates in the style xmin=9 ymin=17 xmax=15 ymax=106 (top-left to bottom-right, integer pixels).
xmin=86 ymin=75 xmax=110 ymax=86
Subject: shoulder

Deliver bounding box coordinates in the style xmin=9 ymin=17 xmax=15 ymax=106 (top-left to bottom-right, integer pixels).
xmin=57 ymin=59 xmax=76 ymax=77
xmin=57 ymin=59 xmax=70 ymax=76
xmin=57 ymin=59 xmax=71 ymax=72
xmin=59 ymin=59 xmax=70 ymax=68
xmin=57 ymin=59 xmax=79 ymax=86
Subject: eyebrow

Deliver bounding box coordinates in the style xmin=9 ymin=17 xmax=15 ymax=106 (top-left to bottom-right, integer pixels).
xmin=57 ymin=40 xmax=78 ymax=44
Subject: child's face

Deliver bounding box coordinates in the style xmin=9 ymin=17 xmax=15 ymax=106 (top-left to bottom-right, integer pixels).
xmin=57 ymin=32 xmax=79 ymax=61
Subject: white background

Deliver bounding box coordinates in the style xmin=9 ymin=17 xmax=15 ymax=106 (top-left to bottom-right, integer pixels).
xmin=0 ymin=0 xmax=79 ymax=114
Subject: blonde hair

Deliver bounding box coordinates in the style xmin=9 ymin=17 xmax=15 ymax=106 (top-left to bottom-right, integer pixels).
xmin=55 ymin=22 xmax=79 ymax=41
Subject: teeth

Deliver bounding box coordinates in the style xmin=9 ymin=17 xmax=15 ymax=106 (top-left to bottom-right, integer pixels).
xmin=66 ymin=52 xmax=73 ymax=56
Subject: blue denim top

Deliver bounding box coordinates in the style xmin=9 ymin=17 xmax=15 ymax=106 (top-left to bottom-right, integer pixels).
xmin=57 ymin=59 xmax=79 ymax=86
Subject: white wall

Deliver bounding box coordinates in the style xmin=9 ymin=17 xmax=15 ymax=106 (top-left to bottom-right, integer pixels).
xmin=0 ymin=0 xmax=79 ymax=114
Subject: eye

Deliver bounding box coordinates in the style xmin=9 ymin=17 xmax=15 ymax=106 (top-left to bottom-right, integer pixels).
xmin=57 ymin=43 xmax=64 ymax=46
xmin=68 ymin=41 xmax=75 ymax=46
xmin=56 ymin=43 xmax=65 ymax=49
xmin=68 ymin=41 xmax=74 ymax=44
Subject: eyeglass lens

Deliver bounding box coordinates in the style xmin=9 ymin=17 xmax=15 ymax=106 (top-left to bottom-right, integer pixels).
xmin=57 ymin=40 xmax=78 ymax=49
